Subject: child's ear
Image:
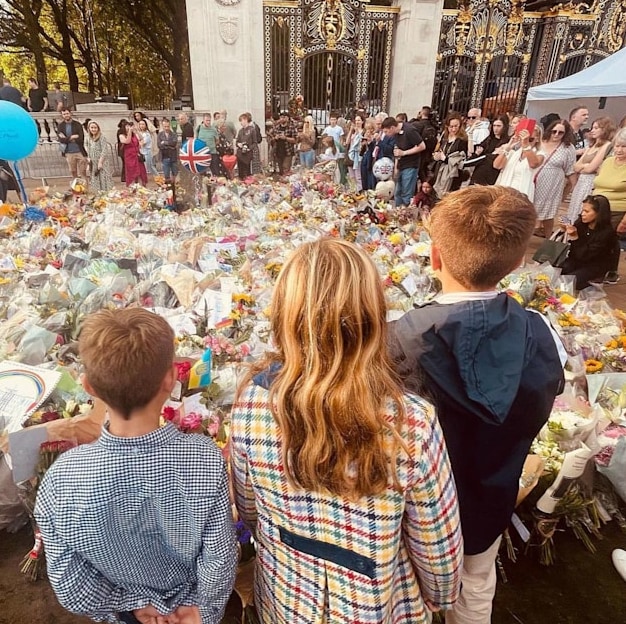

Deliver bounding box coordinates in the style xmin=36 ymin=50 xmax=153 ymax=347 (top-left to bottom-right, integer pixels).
xmin=161 ymin=364 xmax=177 ymax=394
xmin=430 ymin=244 xmax=442 ymax=272
xmin=81 ymin=374 xmax=100 ymax=400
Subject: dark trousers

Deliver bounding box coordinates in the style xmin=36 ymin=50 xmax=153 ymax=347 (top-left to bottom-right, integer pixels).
xmin=238 ymin=158 xmax=251 ymax=179
xmin=118 ymin=613 xmax=142 ymax=624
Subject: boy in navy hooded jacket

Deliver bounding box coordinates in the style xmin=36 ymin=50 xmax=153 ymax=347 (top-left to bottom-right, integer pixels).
xmin=390 ymin=185 xmax=565 ymax=623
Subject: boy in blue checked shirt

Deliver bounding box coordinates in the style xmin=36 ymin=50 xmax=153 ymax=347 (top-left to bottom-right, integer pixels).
xmin=35 ymin=308 xmax=237 ymax=624
xmin=390 ymin=186 xmax=565 ymax=624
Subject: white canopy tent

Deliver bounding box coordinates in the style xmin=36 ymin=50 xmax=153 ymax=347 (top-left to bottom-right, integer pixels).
xmin=525 ymin=48 xmax=626 ymax=124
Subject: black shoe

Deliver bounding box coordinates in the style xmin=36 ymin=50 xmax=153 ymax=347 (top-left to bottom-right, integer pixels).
xmin=603 ymin=271 xmax=620 ymax=285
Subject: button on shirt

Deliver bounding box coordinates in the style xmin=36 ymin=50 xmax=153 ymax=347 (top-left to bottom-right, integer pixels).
xmin=35 ymin=423 xmax=237 ymax=623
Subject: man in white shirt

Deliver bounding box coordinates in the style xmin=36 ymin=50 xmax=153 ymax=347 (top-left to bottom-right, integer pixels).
xmin=466 ymin=108 xmax=491 ymax=146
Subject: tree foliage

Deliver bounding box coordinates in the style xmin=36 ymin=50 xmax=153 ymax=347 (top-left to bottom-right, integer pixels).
xmin=0 ymin=0 xmax=191 ymax=108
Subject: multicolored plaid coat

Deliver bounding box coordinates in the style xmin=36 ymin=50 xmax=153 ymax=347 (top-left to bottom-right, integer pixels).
xmin=230 ymin=378 xmax=462 ymax=624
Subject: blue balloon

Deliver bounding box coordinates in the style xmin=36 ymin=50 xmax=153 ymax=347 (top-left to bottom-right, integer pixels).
xmin=0 ymin=101 xmax=39 ymax=161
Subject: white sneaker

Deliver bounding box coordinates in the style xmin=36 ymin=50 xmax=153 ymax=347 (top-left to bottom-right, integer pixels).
xmin=612 ymin=549 xmax=626 ymax=582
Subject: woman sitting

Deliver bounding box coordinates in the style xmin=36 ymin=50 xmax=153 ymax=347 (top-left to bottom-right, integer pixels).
xmin=561 ymin=194 xmax=619 ymax=289
xmin=230 ymin=238 xmax=462 ymax=624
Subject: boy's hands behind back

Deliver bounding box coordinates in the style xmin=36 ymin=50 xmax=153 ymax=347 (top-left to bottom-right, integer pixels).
xmin=133 ymin=605 xmax=201 ymax=624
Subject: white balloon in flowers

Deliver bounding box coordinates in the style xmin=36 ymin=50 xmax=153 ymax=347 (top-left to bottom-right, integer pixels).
xmin=372 ymin=157 xmax=394 ymax=181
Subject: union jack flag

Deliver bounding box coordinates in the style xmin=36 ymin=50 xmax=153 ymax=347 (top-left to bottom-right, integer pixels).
xmin=179 ymin=139 xmax=212 ymax=174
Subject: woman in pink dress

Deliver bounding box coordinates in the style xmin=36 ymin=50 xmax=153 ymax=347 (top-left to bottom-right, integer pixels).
xmin=117 ymin=121 xmax=147 ymax=186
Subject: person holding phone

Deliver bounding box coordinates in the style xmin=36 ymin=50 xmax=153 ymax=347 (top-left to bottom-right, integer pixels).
xmin=493 ymin=125 xmax=544 ymax=201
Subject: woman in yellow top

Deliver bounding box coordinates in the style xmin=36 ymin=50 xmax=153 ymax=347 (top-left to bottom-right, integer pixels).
xmin=594 ymin=127 xmax=626 ymax=232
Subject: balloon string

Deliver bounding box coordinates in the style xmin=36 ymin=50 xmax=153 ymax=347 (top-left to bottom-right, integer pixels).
xmin=12 ymin=161 xmax=28 ymax=204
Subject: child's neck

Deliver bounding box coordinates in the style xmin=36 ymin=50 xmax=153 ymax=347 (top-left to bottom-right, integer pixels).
xmin=107 ymin=404 xmax=163 ymax=438
xmin=440 ymin=272 xmax=497 ymax=295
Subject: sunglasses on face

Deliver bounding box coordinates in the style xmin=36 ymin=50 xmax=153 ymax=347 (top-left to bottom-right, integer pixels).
xmin=552 ymin=129 xmax=565 ymax=135
xmin=468 ymin=116 xmax=477 ymax=120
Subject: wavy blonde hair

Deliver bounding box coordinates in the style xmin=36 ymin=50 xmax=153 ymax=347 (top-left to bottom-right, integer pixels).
xmin=243 ymin=239 xmax=406 ymax=498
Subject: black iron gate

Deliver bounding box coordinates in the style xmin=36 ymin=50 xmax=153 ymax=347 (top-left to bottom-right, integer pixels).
xmin=263 ymin=0 xmax=396 ymax=125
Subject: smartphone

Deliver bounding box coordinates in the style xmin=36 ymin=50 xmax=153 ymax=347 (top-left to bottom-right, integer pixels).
xmin=515 ymin=118 xmax=536 ymax=137
xmin=559 ymin=216 xmax=570 ymax=225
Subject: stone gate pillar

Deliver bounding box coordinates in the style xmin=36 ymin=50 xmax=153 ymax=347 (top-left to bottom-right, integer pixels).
xmin=185 ymin=0 xmax=265 ymax=126
xmin=389 ymin=0 xmax=445 ymax=118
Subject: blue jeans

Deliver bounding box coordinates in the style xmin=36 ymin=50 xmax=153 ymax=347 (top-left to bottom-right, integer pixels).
xmin=300 ymin=149 xmax=316 ymax=169
xmin=394 ymin=167 xmax=419 ymax=207
xmin=162 ymin=157 xmax=179 ymax=180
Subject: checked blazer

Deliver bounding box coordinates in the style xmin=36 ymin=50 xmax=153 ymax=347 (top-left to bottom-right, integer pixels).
xmin=230 ymin=380 xmax=463 ymax=624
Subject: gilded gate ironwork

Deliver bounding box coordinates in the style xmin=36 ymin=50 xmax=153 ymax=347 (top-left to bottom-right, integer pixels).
xmin=433 ymin=0 xmax=626 ymax=121
xmin=263 ymin=0 xmax=396 ymax=124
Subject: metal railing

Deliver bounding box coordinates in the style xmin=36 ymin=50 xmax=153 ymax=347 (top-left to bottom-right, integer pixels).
xmin=19 ymin=142 xmax=123 ymax=181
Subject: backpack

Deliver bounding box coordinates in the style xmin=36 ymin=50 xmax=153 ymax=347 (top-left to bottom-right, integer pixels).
xmin=254 ymin=122 xmax=263 ymax=144
xmin=421 ymin=124 xmax=438 ymax=154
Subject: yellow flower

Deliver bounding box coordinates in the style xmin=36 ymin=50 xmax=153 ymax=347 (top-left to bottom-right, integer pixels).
xmin=585 ymin=359 xmax=603 ymax=374
xmin=559 ymin=293 xmax=576 ymax=305
xmin=232 ymin=293 xmax=254 ymax=305
xmin=388 ymin=233 xmax=404 ymax=246
xmin=41 ymin=227 xmax=56 ymax=238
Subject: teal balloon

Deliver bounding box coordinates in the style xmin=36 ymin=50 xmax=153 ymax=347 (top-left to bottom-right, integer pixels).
xmin=0 ymin=101 xmax=39 ymax=160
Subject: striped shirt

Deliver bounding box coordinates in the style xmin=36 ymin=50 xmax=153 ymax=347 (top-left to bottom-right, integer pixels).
xmin=35 ymin=423 xmax=237 ymax=623
xmin=231 ymin=383 xmax=463 ymax=623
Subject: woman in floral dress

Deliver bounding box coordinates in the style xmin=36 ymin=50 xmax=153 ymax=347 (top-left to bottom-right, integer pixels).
xmin=85 ymin=121 xmax=114 ymax=193
xmin=534 ymin=119 xmax=577 ymax=238
xmin=567 ymin=116 xmax=615 ymax=222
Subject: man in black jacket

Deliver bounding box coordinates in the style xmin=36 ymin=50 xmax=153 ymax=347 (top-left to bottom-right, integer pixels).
xmin=57 ymin=108 xmax=88 ymax=178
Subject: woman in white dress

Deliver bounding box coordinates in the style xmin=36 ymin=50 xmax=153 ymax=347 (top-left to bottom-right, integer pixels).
xmin=138 ymin=119 xmax=158 ymax=176
xmin=493 ymin=126 xmax=544 ymax=202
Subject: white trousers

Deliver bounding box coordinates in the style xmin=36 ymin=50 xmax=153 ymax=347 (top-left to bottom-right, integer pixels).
xmin=446 ymin=536 xmax=502 ymax=624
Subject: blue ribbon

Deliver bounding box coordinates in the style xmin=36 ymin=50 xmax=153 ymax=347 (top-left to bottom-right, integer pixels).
xmin=11 ymin=161 xmax=28 ymax=203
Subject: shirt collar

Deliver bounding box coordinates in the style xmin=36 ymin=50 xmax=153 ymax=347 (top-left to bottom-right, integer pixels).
xmin=435 ymin=290 xmax=499 ymax=304
xmin=98 ymin=422 xmax=180 ymax=453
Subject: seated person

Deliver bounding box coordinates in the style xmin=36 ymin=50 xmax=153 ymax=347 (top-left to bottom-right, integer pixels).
xmin=412 ymin=175 xmax=438 ymax=215
xmin=561 ymin=194 xmax=619 ymax=289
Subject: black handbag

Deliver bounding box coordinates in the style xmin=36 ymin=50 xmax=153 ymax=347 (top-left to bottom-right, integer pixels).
xmin=532 ymin=232 xmax=570 ymax=268
xmin=138 ymin=153 xmax=146 ymax=163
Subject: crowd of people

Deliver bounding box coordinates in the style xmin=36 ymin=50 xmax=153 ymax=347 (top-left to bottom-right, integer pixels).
xmin=3 ymin=97 xmax=626 ymax=289
xmin=270 ymin=103 xmax=626 ymax=289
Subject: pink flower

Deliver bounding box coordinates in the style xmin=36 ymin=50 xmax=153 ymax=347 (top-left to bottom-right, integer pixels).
xmin=206 ymin=415 xmax=220 ymax=437
xmin=174 ymin=361 xmax=192 ymax=383
xmin=239 ymin=343 xmax=251 ymax=357
xmin=162 ymin=406 xmax=178 ymax=422
xmin=181 ymin=412 xmax=203 ymax=431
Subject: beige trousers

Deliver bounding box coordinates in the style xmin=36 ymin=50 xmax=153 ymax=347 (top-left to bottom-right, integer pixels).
xmin=66 ymin=153 xmax=88 ymax=178
xmin=446 ymin=536 xmax=502 ymax=624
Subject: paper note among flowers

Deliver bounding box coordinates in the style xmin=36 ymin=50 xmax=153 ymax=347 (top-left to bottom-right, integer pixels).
xmin=0 ymin=362 xmax=62 ymax=434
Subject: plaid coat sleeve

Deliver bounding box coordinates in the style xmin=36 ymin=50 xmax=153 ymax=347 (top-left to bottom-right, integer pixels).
xmin=402 ymin=399 xmax=463 ymax=609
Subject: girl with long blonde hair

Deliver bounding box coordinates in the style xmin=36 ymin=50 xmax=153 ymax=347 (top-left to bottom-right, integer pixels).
xmin=230 ymin=238 xmax=462 ymax=624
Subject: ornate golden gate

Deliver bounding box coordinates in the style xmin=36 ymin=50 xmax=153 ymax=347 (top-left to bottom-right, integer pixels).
xmin=432 ymin=0 xmax=626 ymax=120
xmin=263 ymin=0 xmax=397 ymax=123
